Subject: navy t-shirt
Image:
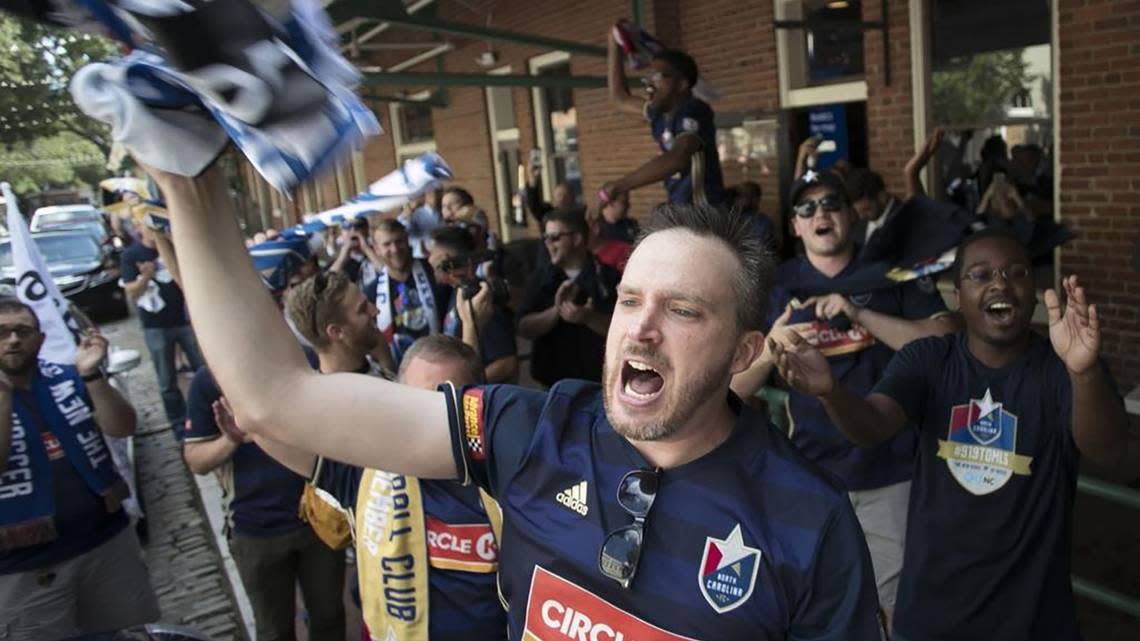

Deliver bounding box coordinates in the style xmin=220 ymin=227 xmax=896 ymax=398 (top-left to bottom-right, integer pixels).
xmin=184 ymin=368 xmax=306 ymax=538
xmin=518 ymin=258 xmax=618 ymax=387
xmin=647 ymin=96 xmax=725 ymax=205
xmin=873 ymin=332 xmax=1105 ymax=641
xmin=442 ymin=288 xmax=517 ymax=368
xmin=119 ymin=243 xmax=187 ymax=328
xmin=0 ymin=390 xmax=127 ymax=574
xmin=313 ymin=460 xmax=507 ymax=641
xmin=441 ymin=381 xmax=882 ymax=640
xmin=766 ymin=256 xmax=948 ymax=490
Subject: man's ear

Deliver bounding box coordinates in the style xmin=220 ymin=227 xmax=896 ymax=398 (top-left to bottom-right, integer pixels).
xmin=731 ymin=330 xmax=765 ymax=376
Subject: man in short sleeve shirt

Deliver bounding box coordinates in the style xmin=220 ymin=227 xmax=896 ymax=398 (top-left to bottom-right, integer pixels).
xmin=154 ymin=157 xmax=884 ymax=641
xmin=732 ymin=171 xmax=957 ymax=623
xmin=603 ymin=36 xmax=725 ymax=206
xmin=119 ymin=224 xmax=204 ymax=434
xmin=771 ymin=230 xmax=1137 ymax=640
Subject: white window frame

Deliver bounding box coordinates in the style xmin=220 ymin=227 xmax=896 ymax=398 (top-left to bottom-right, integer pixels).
xmin=529 ymin=50 xmax=572 ymax=203
xmin=774 ymin=0 xmax=869 ymax=109
xmin=388 ymin=90 xmax=438 ymax=164
xmin=485 ymin=66 xmax=522 ymax=240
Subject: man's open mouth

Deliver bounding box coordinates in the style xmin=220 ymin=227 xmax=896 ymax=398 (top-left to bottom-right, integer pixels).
xmin=982 ymin=298 xmax=1018 ymax=325
xmin=620 ymin=359 xmax=665 ymax=403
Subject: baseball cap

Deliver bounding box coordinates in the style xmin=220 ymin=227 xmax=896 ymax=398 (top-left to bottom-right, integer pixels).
xmin=789 ymin=169 xmax=849 ymax=208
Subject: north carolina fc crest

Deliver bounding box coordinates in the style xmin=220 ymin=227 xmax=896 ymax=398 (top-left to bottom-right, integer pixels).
xmin=698 ymin=524 xmax=760 ymax=613
xmin=938 ymin=389 xmax=1033 ymax=495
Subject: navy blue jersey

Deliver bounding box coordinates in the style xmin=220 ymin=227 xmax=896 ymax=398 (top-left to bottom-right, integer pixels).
xmin=119 ymin=243 xmax=188 ymax=328
xmin=314 ymin=460 xmax=507 ymax=641
xmin=873 ymin=332 xmax=1105 ymax=641
xmin=184 ymin=368 xmax=306 ymax=538
xmin=767 ymin=256 xmax=948 ymax=490
xmin=442 ymin=289 xmax=517 ymax=367
xmin=443 ymin=380 xmax=881 ymax=640
xmin=647 ymin=97 xmax=725 ymax=205
xmin=0 ymin=390 xmax=126 ymax=574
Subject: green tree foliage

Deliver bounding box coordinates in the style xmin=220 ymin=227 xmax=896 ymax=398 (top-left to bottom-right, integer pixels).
xmin=0 ymin=14 xmax=118 ymax=193
xmin=932 ymin=49 xmax=1034 ymax=127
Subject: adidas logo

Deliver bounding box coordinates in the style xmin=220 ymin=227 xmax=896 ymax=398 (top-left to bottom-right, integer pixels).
xmin=556 ymin=481 xmax=589 ymax=516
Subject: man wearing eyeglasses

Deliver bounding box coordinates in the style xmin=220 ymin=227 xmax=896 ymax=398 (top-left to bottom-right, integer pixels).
xmin=602 ymin=34 xmax=725 ymax=207
xmin=518 ymin=208 xmax=618 ymax=387
xmin=0 ymin=298 xmax=159 ymax=640
xmin=769 ymin=229 xmax=1136 ymax=641
xmin=147 ymin=161 xmax=882 ymax=641
xmin=732 ymin=170 xmax=957 ymax=628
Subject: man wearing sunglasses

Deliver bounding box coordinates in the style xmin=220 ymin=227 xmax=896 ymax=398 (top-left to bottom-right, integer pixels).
xmin=149 ymin=161 xmax=882 ymax=640
xmin=602 ymin=32 xmax=725 ymax=207
xmin=732 ymin=170 xmax=957 ymax=627
xmin=769 ymin=229 xmax=1135 ymax=641
xmin=518 ymin=208 xmax=618 ymax=387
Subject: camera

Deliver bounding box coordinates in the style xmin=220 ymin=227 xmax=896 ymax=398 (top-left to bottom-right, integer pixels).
xmin=438 ymin=249 xmax=511 ymax=306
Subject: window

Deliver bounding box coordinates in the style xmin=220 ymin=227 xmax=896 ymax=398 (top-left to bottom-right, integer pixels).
xmin=916 ymin=0 xmax=1056 ymax=294
xmin=530 ymin=52 xmax=582 ymax=205
xmin=485 ymin=67 xmax=524 ymax=239
xmin=775 ymin=0 xmax=868 ymax=108
xmin=716 ymin=119 xmax=779 ymax=185
xmin=388 ymin=94 xmax=438 ymax=164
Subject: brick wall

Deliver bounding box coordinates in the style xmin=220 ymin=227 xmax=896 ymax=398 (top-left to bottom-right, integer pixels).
xmin=1057 ymin=0 xmax=1140 ymax=388
xmin=863 ymin=0 xmax=915 ymax=196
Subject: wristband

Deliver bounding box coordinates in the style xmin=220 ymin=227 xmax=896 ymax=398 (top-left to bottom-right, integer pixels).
xmin=81 ymin=370 xmax=105 ymax=383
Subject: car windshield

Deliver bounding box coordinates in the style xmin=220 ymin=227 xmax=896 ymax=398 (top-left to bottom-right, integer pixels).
xmin=0 ymin=234 xmax=101 ymax=268
xmin=35 ymin=211 xmax=100 ymax=227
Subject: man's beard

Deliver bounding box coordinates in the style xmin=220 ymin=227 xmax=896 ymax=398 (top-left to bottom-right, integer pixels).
xmin=603 ymin=347 xmax=732 ymax=442
xmin=0 ymin=351 xmax=37 ymax=377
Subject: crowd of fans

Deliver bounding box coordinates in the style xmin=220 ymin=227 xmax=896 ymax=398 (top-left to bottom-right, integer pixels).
xmin=1 ymin=25 xmax=1133 ymax=641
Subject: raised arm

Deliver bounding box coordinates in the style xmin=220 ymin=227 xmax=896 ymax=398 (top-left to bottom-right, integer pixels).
xmin=608 ymin=34 xmax=644 ymax=116
xmin=151 ymin=229 xmax=182 ymax=288
xmin=600 ymin=134 xmax=701 ymax=203
xmin=771 ymin=332 xmax=908 ymax=446
xmin=811 ymin=294 xmax=959 ymax=352
xmin=1047 ymin=276 xmax=1139 ymax=481
xmin=155 ymin=163 xmax=456 ymax=479
xmin=76 ymin=331 xmax=137 ymax=438
xmin=905 ymin=128 xmax=943 ymax=200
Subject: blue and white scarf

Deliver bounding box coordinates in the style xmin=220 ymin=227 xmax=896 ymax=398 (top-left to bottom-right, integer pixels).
xmin=376 ymin=260 xmax=439 ymax=363
xmin=69 ymin=0 xmax=381 ymax=193
xmin=0 ymin=361 xmax=127 ymax=550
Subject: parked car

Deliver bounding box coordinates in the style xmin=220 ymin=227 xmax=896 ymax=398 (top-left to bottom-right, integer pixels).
xmin=0 ymin=230 xmax=129 ymax=319
xmin=31 ymin=203 xmax=124 ymax=252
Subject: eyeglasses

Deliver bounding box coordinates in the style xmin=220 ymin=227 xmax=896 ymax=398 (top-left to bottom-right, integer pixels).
xmin=598 ymin=468 xmax=660 ymax=589
xmin=963 ymin=264 xmax=1031 ymax=285
xmin=793 ymin=195 xmax=844 ymax=219
xmin=0 ymin=325 xmax=38 ymax=340
xmin=542 ymin=231 xmax=575 ymax=243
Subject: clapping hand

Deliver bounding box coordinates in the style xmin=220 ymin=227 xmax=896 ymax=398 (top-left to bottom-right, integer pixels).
xmin=213 ymin=398 xmax=251 ymax=445
xmin=76 ymin=331 xmax=109 ymax=378
xmin=1046 ymin=275 xmax=1100 ymax=375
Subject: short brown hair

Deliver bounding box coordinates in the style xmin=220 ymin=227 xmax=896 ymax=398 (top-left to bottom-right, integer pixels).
xmin=373 ymin=218 xmax=407 ymax=236
xmin=637 ymin=203 xmax=776 ymax=331
xmin=284 ymin=271 xmax=354 ymax=349
xmin=0 ymin=297 xmax=39 ymax=330
xmin=398 ymin=335 xmax=484 ymax=384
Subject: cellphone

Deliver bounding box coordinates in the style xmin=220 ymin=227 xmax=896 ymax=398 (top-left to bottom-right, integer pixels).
xmin=816 ymin=140 xmax=837 ymax=153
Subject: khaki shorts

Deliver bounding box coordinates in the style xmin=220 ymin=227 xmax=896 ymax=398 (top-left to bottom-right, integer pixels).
xmin=0 ymin=526 xmax=160 ymax=641
xmin=849 ymin=479 xmax=911 ymax=613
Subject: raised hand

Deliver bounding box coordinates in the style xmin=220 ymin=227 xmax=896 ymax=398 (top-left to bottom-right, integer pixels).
xmin=771 ymin=331 xmax=835 ymax=397
xmin=75 ymin=331 xmax=109 ymax=377
xmin=1045 ymin=275 xmax=1100 ymax=375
